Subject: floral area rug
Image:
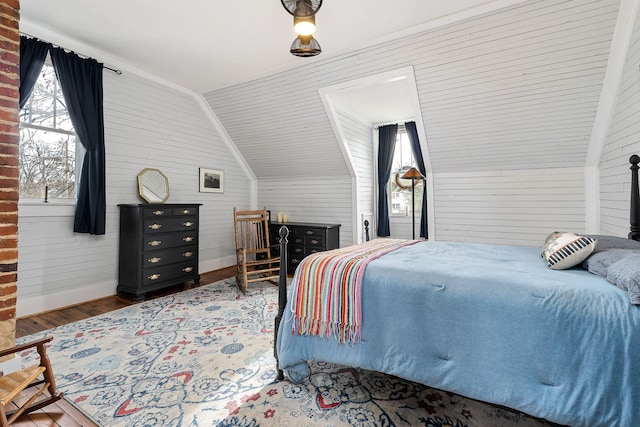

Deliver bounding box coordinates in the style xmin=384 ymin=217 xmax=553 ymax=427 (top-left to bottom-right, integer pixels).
xmin=19 ymin=278 xmax=555 ymax=427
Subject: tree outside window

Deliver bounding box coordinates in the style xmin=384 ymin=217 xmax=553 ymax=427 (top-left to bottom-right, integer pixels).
xmin=389 ymin=126 xmax=423 ymax=216
xmin=19 ymin=61 xmax=81 ymax=200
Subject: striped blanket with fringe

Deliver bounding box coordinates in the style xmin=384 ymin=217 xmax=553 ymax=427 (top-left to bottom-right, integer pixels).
xmin=289 ymin=238 xmax=419 ymax=344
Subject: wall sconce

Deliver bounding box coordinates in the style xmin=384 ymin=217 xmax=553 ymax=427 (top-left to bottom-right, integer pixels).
xmin=282 ymin=0 xmax=323 ymax=57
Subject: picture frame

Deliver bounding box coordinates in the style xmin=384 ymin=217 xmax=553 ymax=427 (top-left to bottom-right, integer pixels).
xmin=199 ymin=168 xmax=224 ymax=193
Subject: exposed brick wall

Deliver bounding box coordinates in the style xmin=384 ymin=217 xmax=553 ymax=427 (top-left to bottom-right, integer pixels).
xmin=0 ymin=0 xmax=20 ymax=350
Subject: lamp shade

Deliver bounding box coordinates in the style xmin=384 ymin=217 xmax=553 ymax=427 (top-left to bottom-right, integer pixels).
xmin=290 ymin=35 xmax=321 ymax=57
xmin=401 ymin=167 xmax=425 ymax=180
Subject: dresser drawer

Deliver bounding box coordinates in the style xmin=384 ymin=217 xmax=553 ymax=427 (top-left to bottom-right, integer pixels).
xmin=174 ymin=206 xmax=197 ymax=216
xmin=143 ymin=232 xmax=197 ymax=251
xmin=143 ymin=207 xmax=173 ymax=217
xmin=143 ymin=245 xmax=197 ymax=268
xmin=290 ymin=245 xmax=305 ymax=257
xmin=143 ymin=216 xmax=197 ymax=233
xmin=305 ymin=236 xmax=325 ymax=248
xmin=296 ymin=227 xmax=325 ymax=239
xmin=143 ymin=261 xmax=198 ymax=286
xmin=267 ymin=222 xmax=341 ymax=274
xmin=118 ymin=203 xmax=201 ymax=300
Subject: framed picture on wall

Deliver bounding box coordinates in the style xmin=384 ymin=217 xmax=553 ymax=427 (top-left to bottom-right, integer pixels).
xmin=199 ymin=168 xmax=224 ymax=193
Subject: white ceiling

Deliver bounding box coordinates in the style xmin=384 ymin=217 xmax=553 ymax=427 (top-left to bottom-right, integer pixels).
xmin=19 ymin=0 xmax=523 ymax=95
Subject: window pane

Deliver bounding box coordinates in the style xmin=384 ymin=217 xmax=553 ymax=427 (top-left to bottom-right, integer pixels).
xmin=19 ymin=60 xmax=78 ymax=200
xmin=19 ymin=127 xmax=76 ymax=199
xmin=389 ymin=128 xmax=423 ymax=215
xmin=19 ymin=64 xmax=73 ymax=132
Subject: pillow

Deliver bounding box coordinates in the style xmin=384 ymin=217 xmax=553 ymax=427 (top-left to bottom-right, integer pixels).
xmin=541 ymin=231 xmax=597 ymax=270
xmin=582 ymin=234 xmax=640 ymax=254
xmin=583 ymin=249 xmax=640 ymax=304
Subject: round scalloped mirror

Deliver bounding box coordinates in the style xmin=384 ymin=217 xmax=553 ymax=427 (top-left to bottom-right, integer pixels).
xmin=137 ymin=168 xmax=169 ymax=203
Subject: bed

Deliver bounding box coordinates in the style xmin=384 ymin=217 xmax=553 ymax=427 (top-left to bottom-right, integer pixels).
xmin=273 ymin=155 xmax=640 ymax=427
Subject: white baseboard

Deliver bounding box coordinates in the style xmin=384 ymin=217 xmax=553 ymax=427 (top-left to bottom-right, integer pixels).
xmin=200 ymin=255 xmax=236 ymax=275
xmin=17 ymin=279 xmax=115 ymax=318
xmin=16 ymin=257 xmax=236 ymax=318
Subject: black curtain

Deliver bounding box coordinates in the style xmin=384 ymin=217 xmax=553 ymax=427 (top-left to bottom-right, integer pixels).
xmin=376 ymin=124 xmax=398 ymax=236
xmin=19 ymin=36 xmax=50 ymax=109
xmin=405 ymin=121 xmax=428 ymax=238
xmin=50 ymin=47 xmax=106 ymax=235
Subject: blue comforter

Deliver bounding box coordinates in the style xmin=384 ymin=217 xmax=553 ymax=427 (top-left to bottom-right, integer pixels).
xmin=276 ymin=241 xmax=640 ymax=427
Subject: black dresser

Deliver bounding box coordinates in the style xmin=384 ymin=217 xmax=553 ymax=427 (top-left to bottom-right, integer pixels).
xmin=117 ymin=203 xmax=201 ymax=300
xmin=269 ymin=221 xmax=341 ymax=273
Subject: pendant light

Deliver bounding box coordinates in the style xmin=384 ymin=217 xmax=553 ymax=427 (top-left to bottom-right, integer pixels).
xmin=281 ymin=0 xmax=323 ymax=57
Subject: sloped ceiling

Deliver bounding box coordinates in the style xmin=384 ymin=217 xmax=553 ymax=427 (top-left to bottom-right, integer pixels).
xmin=206 ymin=0 xmax=621 ymax=178
xmin=19 ymin=0 xmax=624 ymax=180
xmin=18 ymin=0 xmax=517 ymax=93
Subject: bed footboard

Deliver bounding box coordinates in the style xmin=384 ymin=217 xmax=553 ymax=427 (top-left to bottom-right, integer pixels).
xmin=274 ymin=225 xmax=289 ymax=381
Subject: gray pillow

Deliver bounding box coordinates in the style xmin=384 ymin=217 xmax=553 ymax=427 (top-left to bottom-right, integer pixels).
xmin=583 ymin=248 xmax=640 ymax=304
xmin=583 ymin=235 xmax=640 ymax=254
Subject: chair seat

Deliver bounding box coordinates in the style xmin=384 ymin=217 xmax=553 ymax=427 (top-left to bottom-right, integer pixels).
xmin=0 ymin=366 xmax=46 ymax=405
xmin=0 ymin=337 xmax=63 ymax=426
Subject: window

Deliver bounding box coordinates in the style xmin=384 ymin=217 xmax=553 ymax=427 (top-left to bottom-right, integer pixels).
xmin=19 ymin=61 xmax=82 ymax=200
xmin=389 ymin=125 xmax=423 ymax=216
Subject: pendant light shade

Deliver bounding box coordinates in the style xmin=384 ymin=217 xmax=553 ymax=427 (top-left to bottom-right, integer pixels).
xmin=282 ymin=0 xmax=323 ymax=57
xmin=290 ymin=35 xmax=321 ymax=57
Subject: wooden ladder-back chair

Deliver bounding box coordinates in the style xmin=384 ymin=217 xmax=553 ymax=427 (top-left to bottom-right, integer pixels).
xmin=233 ymin=207 xmax=280 ymax=293
xmin=0 ymin=337 xmax=63 ymax=426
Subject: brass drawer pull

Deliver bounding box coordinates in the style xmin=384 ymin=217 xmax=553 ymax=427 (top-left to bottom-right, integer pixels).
xmin=149 ymin=240 xmax=162 ymax=247
xmin=149 ymin=223 xmax=162 ymax=230
xmin=148 ymin=257 xmax=161 ymax=264
xmin=148 ymin=274 xmax=161 ymax=281
xmin=183 ymin=221 xmax=194 ymax=227
xmin=183 ymin=251 xmax=194 ymax=257
xmin=292 ymin=259 xmax=300 ymax=264
xmin=295 ymin=248 xmax=302 ymax=253
xmin=310 ymin=239 xmax=319 ymax=245
xmin=306 ymin=231 xmax=313 ymax=235
xmin=181 ymin=209 xmax=191 ymax=214
xmin=153 ymin=210 xmax=165 ymax=216
xmin=183 ymin=236 xmax=194 ymax=242
xmin=182 ymin=267 xmax=193 ymax=273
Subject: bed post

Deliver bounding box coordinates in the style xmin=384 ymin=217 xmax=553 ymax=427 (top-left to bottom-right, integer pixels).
xmin=364 ymin=219 xmax=370 ymax=242
xmin=274 ymin=225 xmax=289 ymax=380
xmin=630 ymin=155 xmax=640 ymax=241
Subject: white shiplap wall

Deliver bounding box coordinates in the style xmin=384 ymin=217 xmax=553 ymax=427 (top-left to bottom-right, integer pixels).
xmin=600 ymin=3 xmax=640 ymax=237
xmin=433 ymin=167 xmax=586 ymax=246
xmin=17 ymin=71 xmax=251 ymax=317
xmin=258 ymin=178 xmax=353 ymax=248
xmin=206 ymin=0 xmax=618 ymax=249
xmin=336 ymin=109 xmax=374 ymax=244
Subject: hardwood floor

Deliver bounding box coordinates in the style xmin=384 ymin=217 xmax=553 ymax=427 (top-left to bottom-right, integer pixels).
xmin=12 ymin=266 xmax=236 ymax=427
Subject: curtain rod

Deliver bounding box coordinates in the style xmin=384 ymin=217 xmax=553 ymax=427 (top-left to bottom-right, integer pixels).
xmin=20 ymin=32 xmax=122 ymax=75
xmin=374 ymin=118 xmax=414 ymax=129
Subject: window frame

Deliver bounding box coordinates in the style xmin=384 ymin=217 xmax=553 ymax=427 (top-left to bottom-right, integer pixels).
xmin=18 ymin=58 xmax=84 ymax=212
xmin=388 ymin=125 xmax=423 ymax=217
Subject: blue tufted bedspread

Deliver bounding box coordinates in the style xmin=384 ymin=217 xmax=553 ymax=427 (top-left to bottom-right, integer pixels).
xmin=276 ymin=241 xmax=640 ymax=427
